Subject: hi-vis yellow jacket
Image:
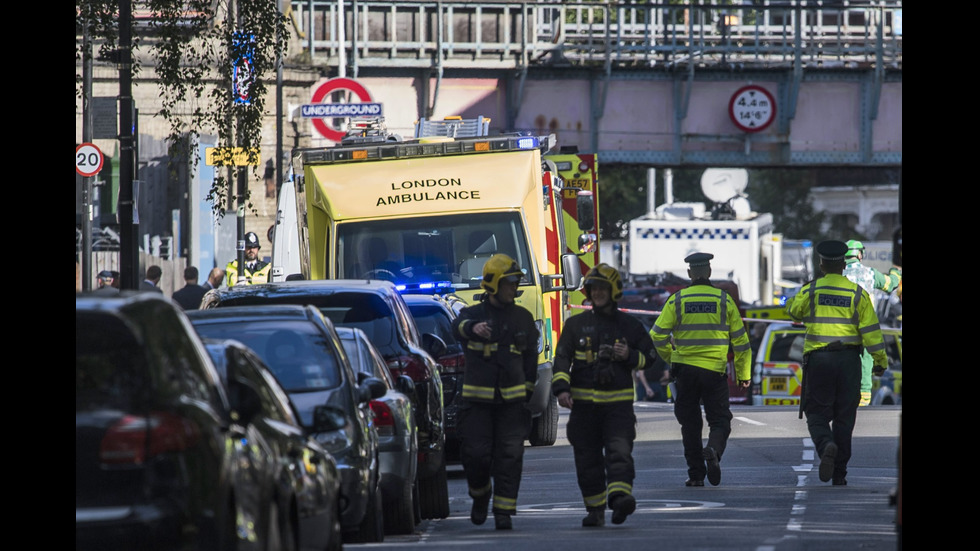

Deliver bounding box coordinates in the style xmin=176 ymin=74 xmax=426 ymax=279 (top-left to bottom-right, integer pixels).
xmin=225 ymin=260 xmax=271 ymax=286
xmin=786 ymin=273 xmax=887 ymax=368
xmin=650 ymin=283 xmax=751 ymax=381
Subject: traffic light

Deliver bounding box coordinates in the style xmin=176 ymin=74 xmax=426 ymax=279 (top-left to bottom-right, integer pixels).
xmin=892 ymin=226 xmax=902 ymax=268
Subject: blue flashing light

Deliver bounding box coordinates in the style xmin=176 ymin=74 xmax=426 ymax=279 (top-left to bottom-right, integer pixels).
xmin=395 ymin=280 xmax=455 ymax=295
xmin=516 ymin=136 xmax=539 ymax=150
xmin=778 ymin=296 xmax=787 ymax=306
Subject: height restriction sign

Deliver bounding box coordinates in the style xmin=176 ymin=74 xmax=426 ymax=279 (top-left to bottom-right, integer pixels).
xmin=729 ymin=85 xmax=776 ymax=133
xmin=76 ymin=143 xmax=104 ymax=177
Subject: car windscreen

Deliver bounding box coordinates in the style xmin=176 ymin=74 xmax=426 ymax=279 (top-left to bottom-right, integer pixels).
xmin=76 ymin=313 xmax=147 ymax=412
xmin=768 ymin=331 xmax=806 ymax=363
xmin=407 ymin=303 xmax=461 ymax=353
xmin=191 ymin=320 xmax=342 ymax=392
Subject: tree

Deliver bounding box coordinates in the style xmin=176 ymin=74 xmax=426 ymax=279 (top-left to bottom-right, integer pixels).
xmin=75 ymin=0 xmax=288 ymax=216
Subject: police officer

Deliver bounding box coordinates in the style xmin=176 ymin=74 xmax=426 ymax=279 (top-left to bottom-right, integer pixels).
xmin=842 ymin=239 xmax=901 ymax=406
xmin=452 ymin=254 xmax=539 ymax=530
xmin=226 ymin=232 xmax=271 ymax=286
xmin=552 ymin=264 xmax=658 ymax=527
xmin=651 ymin=252 xmax=751 ymax=487
xmin=787 ymin=240 xmax=888 ymax=486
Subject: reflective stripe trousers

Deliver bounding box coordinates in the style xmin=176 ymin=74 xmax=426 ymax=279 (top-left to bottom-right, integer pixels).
xmin=457 ymin=400 xmax=531 ymax=516
xmin=566 ymin=401 xmax=637 ymax=509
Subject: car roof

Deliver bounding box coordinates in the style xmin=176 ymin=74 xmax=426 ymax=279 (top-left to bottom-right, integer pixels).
xmin=206 ymin=279 xmax=399 ymax=301
xmin=186 ymin=303 xmax=319 ymax=322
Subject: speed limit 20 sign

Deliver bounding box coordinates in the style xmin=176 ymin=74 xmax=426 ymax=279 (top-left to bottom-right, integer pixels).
xmin=76 ymin=143 xmax=105 ymax=177
xmin=729 ymin=85 xmax=776 ymax=133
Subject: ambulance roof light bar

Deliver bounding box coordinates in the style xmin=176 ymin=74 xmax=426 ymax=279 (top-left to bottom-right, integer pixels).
xmin=414 ymin=116 xmax=491 ymax=138
xmin=301 ymin=133 xmax=556 ymax=164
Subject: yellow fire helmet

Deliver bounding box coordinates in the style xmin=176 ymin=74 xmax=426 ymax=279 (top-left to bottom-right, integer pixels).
xmin=583 ymin=263 xmax=624 ymax=302
xmin=481 ymin=253 xmax=523 ymax=295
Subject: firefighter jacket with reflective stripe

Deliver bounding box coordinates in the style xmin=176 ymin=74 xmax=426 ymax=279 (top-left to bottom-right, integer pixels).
xmin=226 ymin=259 xmax=271 ymax=286
xmin=786 ymin=273 xmax=888 ymax=368
xmin=650 ymin=283 xmax=751 ymax=381
xmin=452 ymin=298 xmax=539 ymax=404
xmin=552 ymin=305 xmax=658 ymax=404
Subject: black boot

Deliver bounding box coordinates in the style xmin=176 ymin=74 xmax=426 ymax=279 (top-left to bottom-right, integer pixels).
xmin=470 ymin=492 xmax=491 ymax=525
xmin=582 ymin=507 xmax=605 ymax=527
xmin=610 ymin=494 xmax=636 ymax=525
xmin=494 ymin=513 xmax=512 ymax=530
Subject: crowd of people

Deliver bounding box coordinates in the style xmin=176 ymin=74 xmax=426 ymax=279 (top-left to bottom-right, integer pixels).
xmin=80 ymin=234 xmax=900 ymax=527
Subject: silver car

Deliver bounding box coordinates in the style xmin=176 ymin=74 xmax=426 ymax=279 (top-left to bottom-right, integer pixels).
xmin=336 ymin=326 xmax=420 ymax=535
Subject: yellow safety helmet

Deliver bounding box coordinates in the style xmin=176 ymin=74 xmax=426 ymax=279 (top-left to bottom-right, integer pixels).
xmin=583 ymin=263 xmax=624 ymax=302
xmin=481 ymin=254 xmax=523 ymax=295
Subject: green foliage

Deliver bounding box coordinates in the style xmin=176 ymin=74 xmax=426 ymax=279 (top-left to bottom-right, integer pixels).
xmin=76 ymin=0 xmax=289 ymax=217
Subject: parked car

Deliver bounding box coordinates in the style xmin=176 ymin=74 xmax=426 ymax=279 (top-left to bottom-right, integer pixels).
xmin=336 ymin=326 xmax=419 ymax=535
xmin=202 ymin=338 xmax=344 ymax=551
xmin=401 ymin=293 xmax=466 ymax=463
xmin=186 ymin=304 xmax=387 ymax=543
xmin=76 ymin=293 xmax=249 ymax=550
xmin=201 ymin=280 xmax=452 ymax=520
xmin=871 ymin=327 xmax=903 ymax=405
xmin=752 ymin=322 xmax=903 ymax=407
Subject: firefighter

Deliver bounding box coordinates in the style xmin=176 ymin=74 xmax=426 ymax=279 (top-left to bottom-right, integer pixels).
xmin=651 ymin=252 xmax=751 ymax=488
xmin=451 ymin=253 xmax=539 ymax=530
xmin=225 ymin=231 xmax=271 ymax=286
xmin=787 ymin=240 xmax=888 ymax=486
xmin=552 ymin=263 xmax=658 ymax=527
xmin=842 ymin=239 xmax=901 ymax=406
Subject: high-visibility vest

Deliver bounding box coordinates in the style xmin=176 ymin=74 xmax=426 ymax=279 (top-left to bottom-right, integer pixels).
xmin=651 ymin=284 xmax=751 ymax=380
xmin=225 ymin=260 xmax=271 ymax=286
xmin=786 ymin=273 xmax=888 ymax=366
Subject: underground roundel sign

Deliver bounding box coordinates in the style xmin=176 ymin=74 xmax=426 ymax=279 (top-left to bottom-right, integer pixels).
xmin=729 ymin=85 xmax=776 ymax=133
xmin=304 ymin=78 xmax=383 ymax=142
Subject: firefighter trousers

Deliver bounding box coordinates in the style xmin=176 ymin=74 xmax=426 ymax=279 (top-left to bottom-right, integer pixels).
xmin=457 ymin=400 xmax=531 ymax=516
xmin=673 ymin=363 xmax=732 ymax=481
xmin=566 ymin=400 xmax=637 ymax=509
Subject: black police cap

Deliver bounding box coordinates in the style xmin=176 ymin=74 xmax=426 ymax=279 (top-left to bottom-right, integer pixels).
xmin=816 ymin=240 xmax=848 ymax=261
xmin=245 ymin=231 xmax=261 ymax=248
xmin=684 ymin=252 xmax=714 ymax=267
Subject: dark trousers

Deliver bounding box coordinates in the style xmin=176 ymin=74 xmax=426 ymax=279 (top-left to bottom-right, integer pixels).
xmin=566 ymin=401 xmax=637 ymax=509
xmin=673 ymin=363 xmax=732 ymax=481
xmin=457 ymin=400 xmax=531 ymax=515
xmin=804 ymin=348 xmax=861 ymax=480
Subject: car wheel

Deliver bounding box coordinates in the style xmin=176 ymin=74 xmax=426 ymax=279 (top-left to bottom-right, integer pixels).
xmin=354 ymin=484 xmax=385 ymax=543
xmin=418 ymin=461 xmax=450 ymax=519
xmin=267 ymin=500 xmax=297 ymax=551
xmin=384 ymin=477 xmax=417 ymax=535
xmin=528 ymin=394 xmax=558 ymax=446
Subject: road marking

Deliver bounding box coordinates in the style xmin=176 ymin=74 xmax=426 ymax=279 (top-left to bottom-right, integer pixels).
xmin=735 ymin=415 xmax=765 ymax=425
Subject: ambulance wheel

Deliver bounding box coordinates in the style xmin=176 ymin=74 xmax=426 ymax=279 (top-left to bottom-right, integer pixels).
xmin=528 ymin=394 xmax=558 ymax=446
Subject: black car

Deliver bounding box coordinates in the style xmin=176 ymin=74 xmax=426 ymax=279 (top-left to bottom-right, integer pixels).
xmin=187 ymin=304 xmax=388 ymax=543
xmin=336 ymin=326 xmax=419 ymax=535
xmin=76 ymin=293 xmax=251 ymax=550
xmin=202 ymin=338 xmax=345 ymax=551
xmin=401 ymin=293 xmax=467 ymax=463
xmin=201 ymin=279 xmax=452 ymax=520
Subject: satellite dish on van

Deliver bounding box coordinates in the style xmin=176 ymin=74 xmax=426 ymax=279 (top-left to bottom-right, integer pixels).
xmin=701 ymin=168 xmax=748 ymax=203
